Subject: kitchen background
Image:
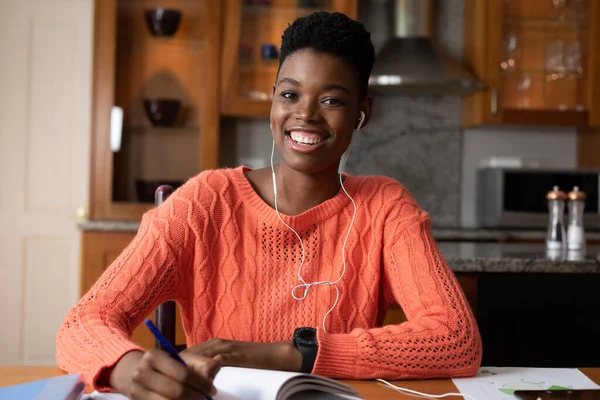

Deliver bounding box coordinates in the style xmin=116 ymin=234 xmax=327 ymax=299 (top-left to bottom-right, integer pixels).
xmin=2 ymin=0 xmax=598 ymax=367
xmin=220 ymin=0 xmax=579 ymax=229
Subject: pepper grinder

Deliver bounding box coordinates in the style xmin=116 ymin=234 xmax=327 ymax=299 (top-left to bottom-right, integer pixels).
xmin=546 ymin=186 xmax=567 ymax=250
xmin=567 ymin=186 xmax=586 ymax=250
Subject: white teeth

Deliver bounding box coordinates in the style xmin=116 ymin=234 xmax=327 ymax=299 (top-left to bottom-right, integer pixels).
xmin=290 ymin=131 xmax=325 ymax=145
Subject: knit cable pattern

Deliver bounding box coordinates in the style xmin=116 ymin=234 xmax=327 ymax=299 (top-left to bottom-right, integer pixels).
xmin=56 ymin=166 xmax=481 ymax=388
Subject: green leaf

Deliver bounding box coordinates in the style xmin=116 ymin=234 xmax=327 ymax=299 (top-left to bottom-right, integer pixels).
xmin=547 ymin=385 xmax=571 ymax=391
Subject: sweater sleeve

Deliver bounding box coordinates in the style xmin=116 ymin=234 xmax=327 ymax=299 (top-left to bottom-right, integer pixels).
xmin=313 ymin=202 xmax=482 ymax=379
xmin=56 ymin=185 xmax=198 ymax=389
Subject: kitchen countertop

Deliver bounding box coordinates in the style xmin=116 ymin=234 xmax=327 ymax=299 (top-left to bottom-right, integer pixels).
xmin=439 ymin=242 xmax=600 ymax=273
xmin=79 ymin=220 xmax=140 ymax=232
xmin=78 ymin=221 xmax=600 ymax=242
xmin=79 ymin=221 xmax=600 ymax=274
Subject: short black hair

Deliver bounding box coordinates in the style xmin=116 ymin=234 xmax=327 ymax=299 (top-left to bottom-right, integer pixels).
xmin=279 ymin=11 xmax=375 ymax=99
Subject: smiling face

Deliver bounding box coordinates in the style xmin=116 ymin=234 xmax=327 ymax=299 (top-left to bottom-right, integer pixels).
xmin=270 ymin=49 xmax=370 ymax=175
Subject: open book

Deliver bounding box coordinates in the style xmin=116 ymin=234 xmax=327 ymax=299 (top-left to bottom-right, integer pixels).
xmin=213 ymin=367 xmax=362 ymax=400
xmin=85 ymin=367 xmax=362 ymax=400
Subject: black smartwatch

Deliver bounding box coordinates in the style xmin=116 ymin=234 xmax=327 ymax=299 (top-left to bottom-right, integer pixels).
xmin=292 ymin=327 xmax=318 ymax=373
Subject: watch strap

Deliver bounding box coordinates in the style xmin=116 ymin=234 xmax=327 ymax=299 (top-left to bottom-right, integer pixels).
xmin=298 ymin=345 xmax=317 ymax=373
xmin=293 ymin=327 xmax=318 ymax=373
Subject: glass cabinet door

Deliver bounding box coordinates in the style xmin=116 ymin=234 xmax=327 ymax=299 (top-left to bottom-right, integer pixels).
xmin=91 ymin=0 xmax=219 ymax=220
xmin=500 ymin=0 xmax=588 ymax=113
xmin=221 ymin=0 xmax=356 ymax=117
xmin=463 ymin=0 xmax=600 ymax=127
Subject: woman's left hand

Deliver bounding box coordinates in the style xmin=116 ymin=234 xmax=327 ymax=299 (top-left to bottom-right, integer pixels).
xmin=180 ymin=339 xmax=303 ymax=372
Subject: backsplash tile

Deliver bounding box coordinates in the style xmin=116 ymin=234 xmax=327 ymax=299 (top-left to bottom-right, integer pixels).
xmin=346 ymin=96 xmax=462 ymax=227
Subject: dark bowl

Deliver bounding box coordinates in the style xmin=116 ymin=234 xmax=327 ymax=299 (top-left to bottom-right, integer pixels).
xmin=145 ymin=8 xmax=182 ymax=37
xmin=143 ymin=98 xmax=181 ymax=127
xmin=135 ymin=179 xmax=185 ymax=203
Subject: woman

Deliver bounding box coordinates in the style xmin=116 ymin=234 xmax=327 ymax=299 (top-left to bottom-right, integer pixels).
xmin=56 ymin=11 xmax=482 ymax=400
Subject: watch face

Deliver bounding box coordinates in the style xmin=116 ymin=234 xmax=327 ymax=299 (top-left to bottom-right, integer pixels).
xmin=298 ymin=329 xmax=316 ymax=342
xmin=294 ymin=327 xmax=318 ymax=348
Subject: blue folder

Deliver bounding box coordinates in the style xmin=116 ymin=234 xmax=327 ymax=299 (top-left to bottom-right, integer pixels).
xmin=0 ymin=373 xmax=85 ymax=400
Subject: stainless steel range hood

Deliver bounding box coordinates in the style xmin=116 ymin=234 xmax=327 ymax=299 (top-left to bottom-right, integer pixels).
xmin=368 ymin=0 xmax=485 ymax=95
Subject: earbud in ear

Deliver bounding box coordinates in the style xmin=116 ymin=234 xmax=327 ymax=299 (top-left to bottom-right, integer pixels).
xmin=356 ymin=111 xmax=366 ymax=132
xmin=269 ymin=122 xmax=272 ymax=131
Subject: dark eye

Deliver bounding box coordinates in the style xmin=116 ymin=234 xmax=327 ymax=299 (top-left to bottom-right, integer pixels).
xmin=281 ymin=91 xmax=298 ymax=100
xmin=323 ymin=98 xmax=343 ymax=106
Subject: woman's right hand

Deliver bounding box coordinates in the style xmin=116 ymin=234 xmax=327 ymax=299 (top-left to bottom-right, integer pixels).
xmin=110 ymin=350 xmax=220 ymax=399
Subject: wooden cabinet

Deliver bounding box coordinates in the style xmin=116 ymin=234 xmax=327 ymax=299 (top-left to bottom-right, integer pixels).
xmin=81 ymin=231 xmax=186 ymax=349
xmin=462 ymin=0 xmax=600 ymax=127
xmin=220 ymin=0 xmax=357 ymax=117
xmin=89 ymin=0 xmax=222 ymax=221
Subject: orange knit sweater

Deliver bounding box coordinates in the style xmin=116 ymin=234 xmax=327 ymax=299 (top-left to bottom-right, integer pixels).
xmin=56 ymin=166 xmax=482 ymax=388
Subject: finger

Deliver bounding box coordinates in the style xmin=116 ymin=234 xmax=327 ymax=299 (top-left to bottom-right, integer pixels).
xmin=196 ymin=344 xmax=230 ymax=359
xmin=181 ymin=338 xmax=225 ymax=358
xmin=185 ymin=354 xmax=221 ymax=395
xmin=144 ymin=349 xmax=189 ymax=383
xmin=129 ymin=384 xmax=169 ymax=400
xmin=143 ymin=349 xmax=217 ymax=397
xmin=132 ymin=362 xmax=184 ymax=399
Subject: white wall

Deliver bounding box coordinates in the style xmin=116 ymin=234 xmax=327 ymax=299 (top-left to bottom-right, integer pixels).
xmin=460 ymin=125 xmax=578 ymax=228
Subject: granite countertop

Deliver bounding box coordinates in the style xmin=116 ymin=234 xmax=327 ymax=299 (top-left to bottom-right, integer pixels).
xmin=79 ymin=220 xmax=140 ymax=232
xmin=439 ymin=242 xmax=600 ymax=274
xmin=80 ymin=220 xmax=600 ymax=274
xmin=432 ymin=228 xmax=600 ymax=242
xmin=78 ymin=220 xmax=600 ymax=242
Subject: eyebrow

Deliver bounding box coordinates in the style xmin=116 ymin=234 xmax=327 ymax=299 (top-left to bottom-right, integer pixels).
xmin=277 ymin=77 xmax=350 ymax=94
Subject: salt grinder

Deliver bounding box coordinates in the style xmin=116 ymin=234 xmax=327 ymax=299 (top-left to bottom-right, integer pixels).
xmin=567 ymin=186 xmax=586 ymax=250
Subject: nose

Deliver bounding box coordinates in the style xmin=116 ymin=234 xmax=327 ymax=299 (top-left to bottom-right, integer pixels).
xmin=294 ymin=96 xmax=319 ymax=123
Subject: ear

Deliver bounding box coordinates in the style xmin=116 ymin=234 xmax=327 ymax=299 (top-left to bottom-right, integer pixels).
xmin=357 ymin=95 xmax=373 ymax=131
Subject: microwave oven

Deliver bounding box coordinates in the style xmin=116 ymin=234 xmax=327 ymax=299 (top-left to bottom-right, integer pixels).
xmin=477 ymin=167 xmax=600 ymax=229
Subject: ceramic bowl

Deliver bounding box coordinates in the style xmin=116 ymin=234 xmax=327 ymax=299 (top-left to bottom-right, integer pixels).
xmin=145 ymin=9 xmax=182 ymax=37
xmin=135 ymin=179 xmax=184 ymax=203
xmin=143 ymin=98 xmax=181 ymax=127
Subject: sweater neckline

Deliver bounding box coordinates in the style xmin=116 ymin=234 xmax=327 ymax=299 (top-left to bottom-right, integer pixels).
xmin=232 ymin=165 xmax=355 ymax=228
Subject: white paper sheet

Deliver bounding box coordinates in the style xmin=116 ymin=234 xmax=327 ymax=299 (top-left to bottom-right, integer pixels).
xmin=82 ymin=391 xmax=128 ymax=399
xmin=452 ymin=367 xmax=600 ymax=400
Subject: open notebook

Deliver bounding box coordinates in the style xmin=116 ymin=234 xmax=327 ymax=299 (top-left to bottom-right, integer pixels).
xmin=86 ymin=366 xmax=362 ymax=400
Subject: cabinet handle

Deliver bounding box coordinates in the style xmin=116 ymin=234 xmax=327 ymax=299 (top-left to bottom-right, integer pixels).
xmin=490 ymin=86 xmax=498 ymax=116
xmin=110 ymin=106 xmax=124 ymax=152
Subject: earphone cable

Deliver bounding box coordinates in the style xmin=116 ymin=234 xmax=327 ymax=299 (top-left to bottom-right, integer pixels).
xmin=270 ymin=139 xmax=356 ymax=332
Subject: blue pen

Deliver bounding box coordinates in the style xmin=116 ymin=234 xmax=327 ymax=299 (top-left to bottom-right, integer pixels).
xmin=144 ymin=318 xmax=214 ymax=400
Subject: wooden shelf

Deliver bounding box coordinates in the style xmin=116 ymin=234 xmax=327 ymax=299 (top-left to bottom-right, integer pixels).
xmin=501 ymin=109 xmax=588 ymax=126
xmin=126 ymin=125 xmax=201 ymax=133
xmin=504 ymin=17 xmax=587 ymax=27
xmin=243 ymin=5 xmax=321 ymax=14
xmin=117 ymin=37 xmax=205 ymax=49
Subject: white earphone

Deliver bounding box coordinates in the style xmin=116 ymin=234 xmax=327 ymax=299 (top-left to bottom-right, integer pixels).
xmin=269 ymin=112 xmax=364 ymax=332
xmin=356 ymin=110 xmax=366 ymax=132
xmin=339 ymin=111 xmax=365 ymax=174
